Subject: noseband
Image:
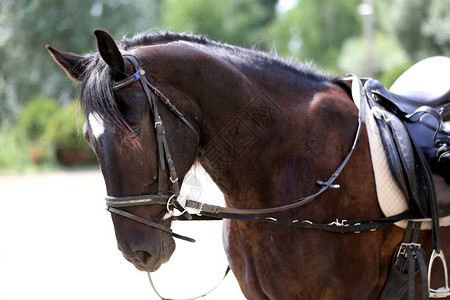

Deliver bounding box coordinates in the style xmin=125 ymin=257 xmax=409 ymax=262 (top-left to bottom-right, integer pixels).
xmin=105 ymin=55 xmax=199 ymax=243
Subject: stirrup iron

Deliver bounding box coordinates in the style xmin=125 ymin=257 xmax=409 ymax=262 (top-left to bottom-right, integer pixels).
xmin=429 ymin=250 xmax=450 ymax=298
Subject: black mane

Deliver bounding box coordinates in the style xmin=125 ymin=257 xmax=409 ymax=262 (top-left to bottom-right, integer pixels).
xmin=118 ymin=30 xmax=333 ymax=82
xmin=80 ymin=53 xmax=137 ymax=142
xmin=118 ymin=31 xmax=210 ymax=49
xmin=81 ymin=31 xmax=336 ymax=142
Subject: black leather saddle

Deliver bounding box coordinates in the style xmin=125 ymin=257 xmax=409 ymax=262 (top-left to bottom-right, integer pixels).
xmin=369 ymin=57 xmax=450 ymax=300
xmin=363 ymin=56 xmax=450 ymax=219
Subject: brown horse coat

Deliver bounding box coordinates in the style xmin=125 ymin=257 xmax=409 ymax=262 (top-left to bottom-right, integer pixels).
xmin=48 ymin=30 xmax=450 ymax=299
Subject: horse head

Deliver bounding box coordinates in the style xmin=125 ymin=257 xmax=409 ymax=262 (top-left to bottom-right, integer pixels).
xmin=47 ymin=30 xmax=199 ymax=272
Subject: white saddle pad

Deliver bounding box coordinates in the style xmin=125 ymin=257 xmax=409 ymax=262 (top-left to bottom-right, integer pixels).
xmin=364 ymin=99 xmax=450 ymax=229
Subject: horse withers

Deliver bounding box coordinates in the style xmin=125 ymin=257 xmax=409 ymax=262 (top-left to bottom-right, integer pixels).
xmin=48 ymin=29 xmax=450 ymax=299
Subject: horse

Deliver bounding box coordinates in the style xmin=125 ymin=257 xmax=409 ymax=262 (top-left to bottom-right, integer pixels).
xmin=47 ymin=29 xmax=450 ymax=299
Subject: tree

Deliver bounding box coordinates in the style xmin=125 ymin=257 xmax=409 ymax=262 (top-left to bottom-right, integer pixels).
xmin=390 ymin=0 xmax=450 ymax=61
xmin=161 ymin=0 xmax=277 ymax=49
xmin=422 ymin=0 xmax=450 ymax=55
xmin=271 ymin=0 xmax=361 ymax=72
xmin=337 ymin=33 xmax=410 ymax=79
xmin=0 ymin=0 xmax=159 ymax=124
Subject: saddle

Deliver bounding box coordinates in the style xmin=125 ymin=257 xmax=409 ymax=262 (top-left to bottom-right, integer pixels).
xmin=364 ymin=56 xmax=450 ymax=219
xmin=361 ymin=56 xmax=450 ymax=299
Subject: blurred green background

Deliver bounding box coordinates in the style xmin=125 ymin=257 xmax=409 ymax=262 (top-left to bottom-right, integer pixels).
xmin=1 ymin=0 xmax=449 ymax=173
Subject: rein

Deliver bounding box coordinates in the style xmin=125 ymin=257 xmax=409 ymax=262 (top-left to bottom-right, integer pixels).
xmin=105 ymin=60 xmax=431 ymax=299
xmin=106 ymin=57 xmax=412 ymax=236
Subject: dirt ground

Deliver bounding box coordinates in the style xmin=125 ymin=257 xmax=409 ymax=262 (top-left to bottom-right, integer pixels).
xmin=0 ymin=168 xmax=245 ymax=300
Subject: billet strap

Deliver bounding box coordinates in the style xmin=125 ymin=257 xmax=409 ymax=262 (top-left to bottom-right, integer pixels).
xmin=405 ymin=246 xmax=426 ymax=300
xmin=379 ymin=221 xmax=430 ymax=300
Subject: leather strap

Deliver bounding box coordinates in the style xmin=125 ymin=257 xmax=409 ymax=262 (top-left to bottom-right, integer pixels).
xmin=114 ymin=55 xmax=200 ymax=141
xmin=107 ymin=207 xmax=195 ymax=243
xmin=379 ymin=221 xmax=429 ymax=300
xmin=113 ymin=68 xmax=145 ymax=90
xmin=179 ymin=74 xmax=365 ymax=216
xmin=189 ymin=209 xmax=417 ymax=233
xmin=105 ymin=194 xmax=170 ymax=207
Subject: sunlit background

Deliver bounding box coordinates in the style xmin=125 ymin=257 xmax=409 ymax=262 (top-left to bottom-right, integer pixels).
xmin=1 ymin=0 xmax=450 ymax=171
xmin=1 ymin=0 xmax=449 ymax=299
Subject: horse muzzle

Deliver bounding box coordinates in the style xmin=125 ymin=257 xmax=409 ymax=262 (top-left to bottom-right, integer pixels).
xmin=119 ymin=232 xmax=176 ymax=272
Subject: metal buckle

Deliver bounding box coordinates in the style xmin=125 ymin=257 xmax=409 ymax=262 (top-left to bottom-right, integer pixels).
xmin=165 ymin=194 xmax=188 ymax=218
xmin=397 ymin=242 xmax=421 ymax=256
xmin=394 ymin=242 xmax=422 ymax=273
xmin=329 ymin=219 xmax=348 ymax=227
xmin=165 ymin=194 xmax=176 ymax=217
xmin=132 ymin=69 xmax=145 ymax=81
xmin=429 ymin=250 xmax=450 ymax=298
xmin=316 ymin=180 xmax=340 ymax=189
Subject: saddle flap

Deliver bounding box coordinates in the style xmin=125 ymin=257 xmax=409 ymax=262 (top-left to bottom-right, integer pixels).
xmin=366 ymin=89 xmax=431 ymax=217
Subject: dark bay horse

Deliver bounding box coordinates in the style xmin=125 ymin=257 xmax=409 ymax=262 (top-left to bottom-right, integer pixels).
xmin=47 ymin=30 xmax=450 ymax=299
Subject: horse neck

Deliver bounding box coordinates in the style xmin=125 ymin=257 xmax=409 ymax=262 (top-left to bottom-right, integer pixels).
xmin=142 ymin=45 xmax=360 ymax=209
xmin=192 ymin=63 xmax=358 ymax=210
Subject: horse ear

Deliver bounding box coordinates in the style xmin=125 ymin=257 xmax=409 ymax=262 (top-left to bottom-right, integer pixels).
xmin=94 ymin=29 xmax=125 ymax=74
xmin=46 ymin=45 xmax=86 ymax=82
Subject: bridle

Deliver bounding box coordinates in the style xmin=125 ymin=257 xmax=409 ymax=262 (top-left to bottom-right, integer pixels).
xmin=105 ymin=57 xmax=418 ymax=241
xmin=103 ymin=57 xmax=432 ymax=300
xmin=105 ymin=55 xmax=199 ymax=243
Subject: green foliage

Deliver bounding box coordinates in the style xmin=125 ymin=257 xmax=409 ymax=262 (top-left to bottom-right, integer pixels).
xmin=0 ymin=0 xmax=159 ymax=124
xmin=337 ymin=32 xmax=410 ymax=77
xmin=17 ymin=96 xmax=59 ymax=143
xmin=379 ymin=62 xmax=414 ymax=89
xmin=0 ymin=127 xmax=33 ymax=172
xmin=1 ymin=0 xmax=449 ymax=172
xmin=390 ymin=0 xmax=450 ymax=60
xmin=45 ymin=101 xmax=87 ymax=149
xmin=12 ymin=96 xmax=91 ymax=168
xmin=421 ymin=0 xmax=450 ymax=55
xmin=161 ymin=0 xmax=277 ymax=49
xmin=271 ymin=0 xmax=361 ymax=71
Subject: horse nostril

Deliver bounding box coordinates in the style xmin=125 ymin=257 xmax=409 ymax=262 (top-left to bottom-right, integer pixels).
xmin=135 ymin=250 xmax=153 ymax=264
